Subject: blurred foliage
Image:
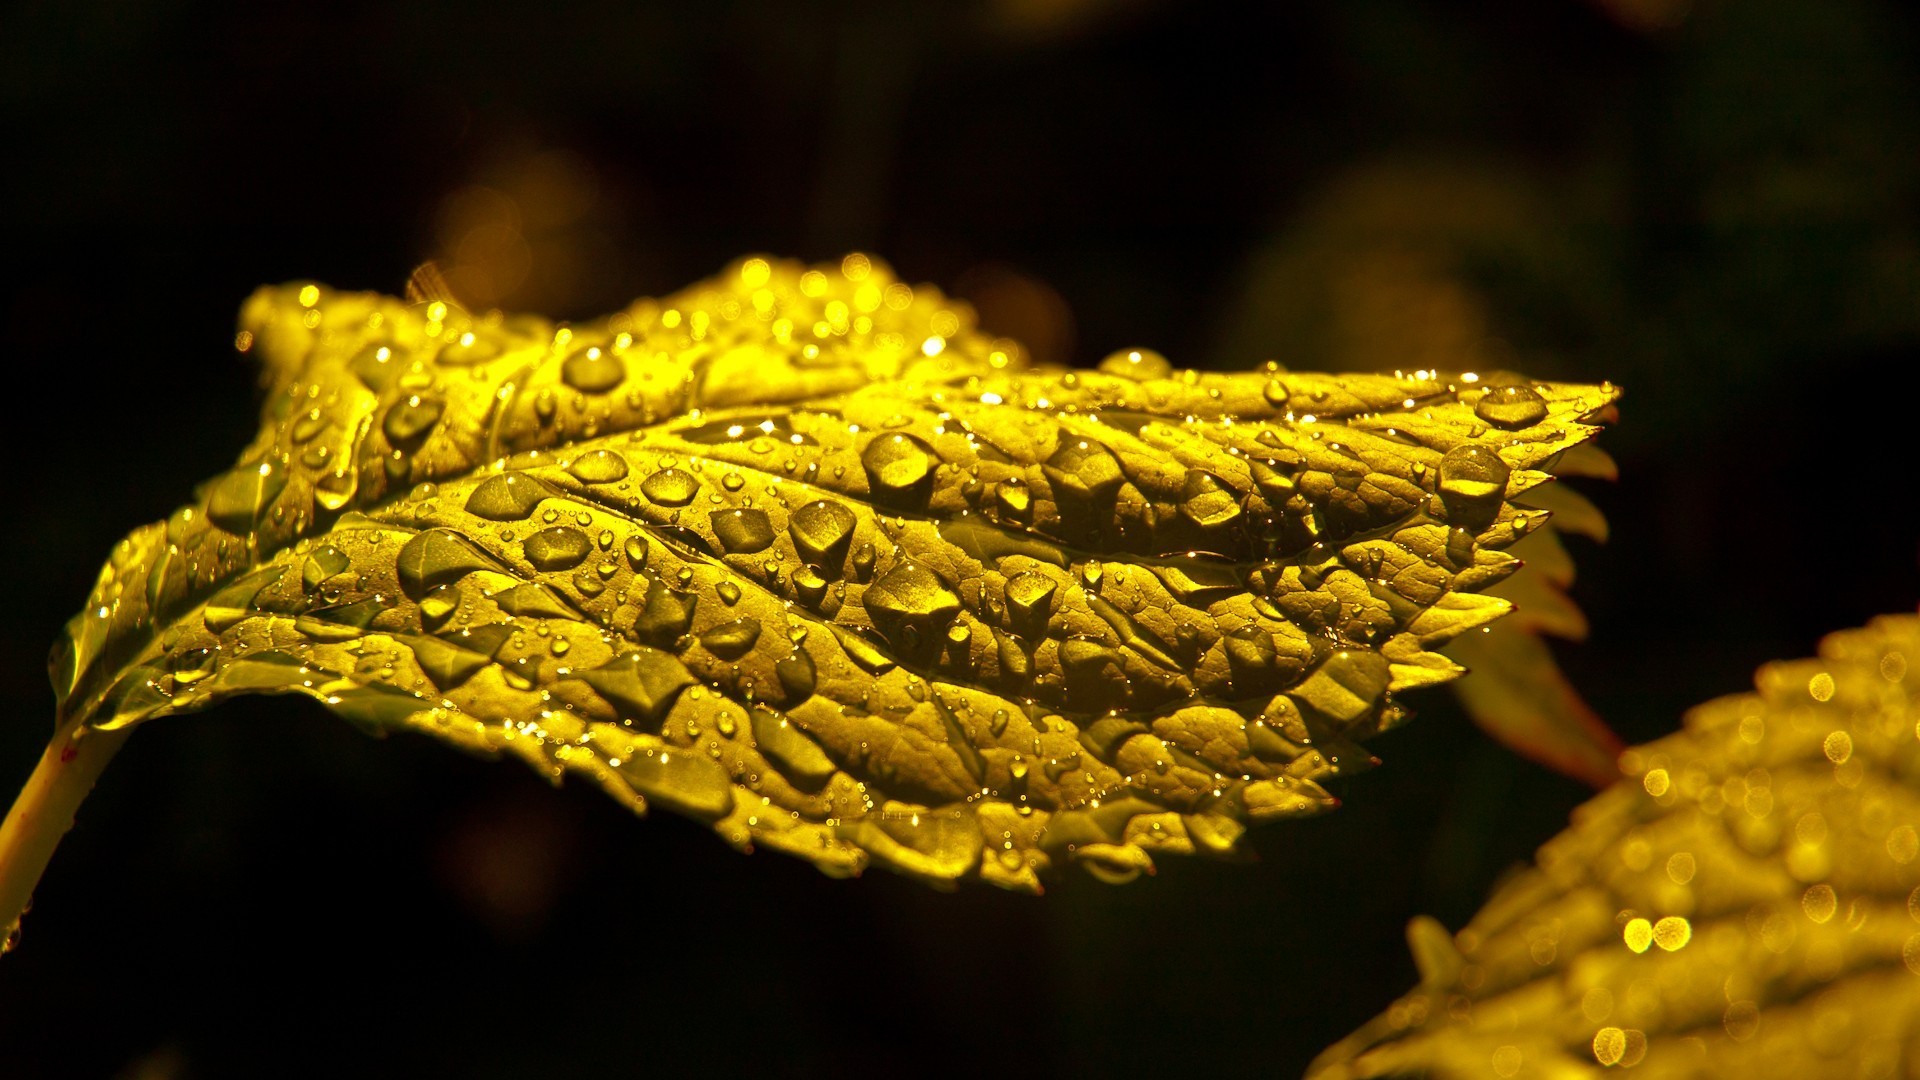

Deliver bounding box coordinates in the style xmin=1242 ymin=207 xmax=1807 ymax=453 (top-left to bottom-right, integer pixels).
xmin=1311 ymin=614 xmax=1920 ymax=1079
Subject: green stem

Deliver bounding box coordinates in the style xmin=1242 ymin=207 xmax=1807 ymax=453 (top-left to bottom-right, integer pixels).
xmin=0 ymin=724 xmax=129 ymax=954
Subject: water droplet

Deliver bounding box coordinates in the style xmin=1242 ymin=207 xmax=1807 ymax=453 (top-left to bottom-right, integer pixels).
xmin=1178 ymin=471 xmax=1241 ymax=529
xmin=717 ymin=581 xmax=742 ymax=605
xmin=621 ymin=744 xmax=734 ymax=819
xmin=1473 ymin=384 xmax=1548 ymax=429
xmin=561 ymin=347 xmax=625 ymax=393
xmin=1437 ymin=445 xmax=1509 ymax=502
xmin=349 ymin=343 xmax=401 ymax=391
xmin=788 ymin=500 xmax=857 ymax=571
xmin=776 ymin=649 xmax=817 ymax=701
xmin=994 ymin=477 xmax=1032 ymax=522
xmin=640 ymin=468 xmax=700 ymax=506
xmin=865 ymin=563 xmax=962 ymax=648
xmin=490 ymin=583 xmax=575 ymax=619
xmin=633 ymin=578 xmax=699 ymax=646
xmin=751 ymin=707 xmax=837 ymax=788
xmin=396 ymin=529 xmax=501 ymax=597
xmin=302 ymin=544 xmax=351 ymax=590
xmin=575 ymin=650 xmax=695 ymax=727
xmin=1096 ymin=348 xmax=1172 ymax=381
xmin=722 ymin=472 xmax=745 ymax=491
xmin=1043 ymin=438 xmax=1124 ymax=503
xmin=382 ymin=395 xmax=444 ymax=448
xmin=466 ymin=474 xmax=552 ymax=520
xmin=417 ymin=584 xmax=460 ymax=629
xmin=710 ymin=508 xmax=775 ymax=554
xmin=206 ymin=463 xmax=288 ymax=535
xmin=1003 ymin=572 xmax=1056 ymax=631
xmin=623 ymin=536 xmax=649 ymax=570
xmin=436 ymin=336 xmax=502 ymax=366
xmin=699 ymin=617 xmax=762 ymax=659
xmin=791 ymin=566 xmax=828 ymax=606
xmin=1437 ymin=445 xmax=1510 ymax=528
xmin=523 ymin=526 xmax=592 ymax=571
xmin=861 ymin=433 xmax=936 ymax=507
xmin=566 ymin=450 xmax=630 ymax=484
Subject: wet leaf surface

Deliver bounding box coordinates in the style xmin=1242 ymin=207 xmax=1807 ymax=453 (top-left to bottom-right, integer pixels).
xmin=1310 ymin=613 xmax=1920 ymax=1079
xmin=51 ymin=256 xmax=1616 ymax=889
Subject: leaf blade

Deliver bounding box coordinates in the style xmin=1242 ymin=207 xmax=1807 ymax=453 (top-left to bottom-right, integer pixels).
xmin=54 ymin=256 xmax=1619 ymax=888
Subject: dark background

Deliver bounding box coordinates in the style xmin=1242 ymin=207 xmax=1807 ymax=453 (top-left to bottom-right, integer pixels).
xmin=4 ymin=1 xmax=1919 ymax=1077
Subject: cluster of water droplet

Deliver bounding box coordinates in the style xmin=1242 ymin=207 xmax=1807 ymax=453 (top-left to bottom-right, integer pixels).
xmin=54 ymin=255 xmax=1618 ymax=890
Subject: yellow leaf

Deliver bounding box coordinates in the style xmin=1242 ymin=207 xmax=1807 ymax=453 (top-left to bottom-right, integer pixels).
xmin=1309 ymin=613 xmax=1920 ymax=1080
xmin=30 ymin=255 xmax=1617 ymax=901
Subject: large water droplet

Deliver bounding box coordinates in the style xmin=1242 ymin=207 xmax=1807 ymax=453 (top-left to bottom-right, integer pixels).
xmin=436 ymin=337 xmax=502 ymax=366
xmin=633 ymin=579 xmax=698 ymax=646
xmin=566 ymin=450 xmax=630 ymax=484
xmin=206 ymin=463 xmax=287 ymax=535
xmin=788 ymin=500 xmax=857 ymax=571
xmin=404 ymin=633 xmax=493 ymax=689
xmin=699 ymin=617 xmax=762 ymax=659
xmin=1473 ymin=384 xmax=1548 ymax=429
xmin=302 ymin=544 xmax=351 ymax=590
xmin=861 ymin=433 xmax=936 ymax=508
xmin=1437 ymin=445 xmax=1511 ymax=527
xmin=710 ymin=508 xmax=775 ymax=554
xmin=1043 ymin=438 xmax=1124 ymax=503
xmin=864 ymin=563 xmax=962 ymax=647
xmin=465 ymin=474 xmax=552 ymax=521
xmin=349 ymin=343 xmax=401 ymax=391
xmin=615 ymin=747 xmax=734 ymax=821
xmin=382 ymin=395 xmax=444 ymax=448
xmin=994 ymin=477 xmax=1032 ymax=523
xmin=417 ymin=584 xmax=460 ymax=630
xmin=561 ymin=347 xmax=625 ymax=393
xmin=576 ymin=650 xmax=694 ymax=728
xmin=490 ymin=583 xmax=575 ymax=619
xmin=1290 ymin=648 xmax=1391 ymax=723
xmin=523 ymin=526 xmax=592 ymax=571
xmin=751 ymin=707 xmax=837 ymax=788
xmin=1178 ymin=471 xmax=1242 ymax=529
xmin=1003 ymin=572 xmax=1056 ymax=633
xmin=1096 ymin=348 xmax=1172 ymax=381
xmin=775 ymin=648 xmax=817 ymax=702
xmin=396 ymin=529 xmax=501 ymax=598
xmin=640 ymin=468 xmax=700 ymax=507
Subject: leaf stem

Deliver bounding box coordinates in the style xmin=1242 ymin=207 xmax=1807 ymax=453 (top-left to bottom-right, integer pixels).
xmin=0 ymin=724 xmax=129 ymax=954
